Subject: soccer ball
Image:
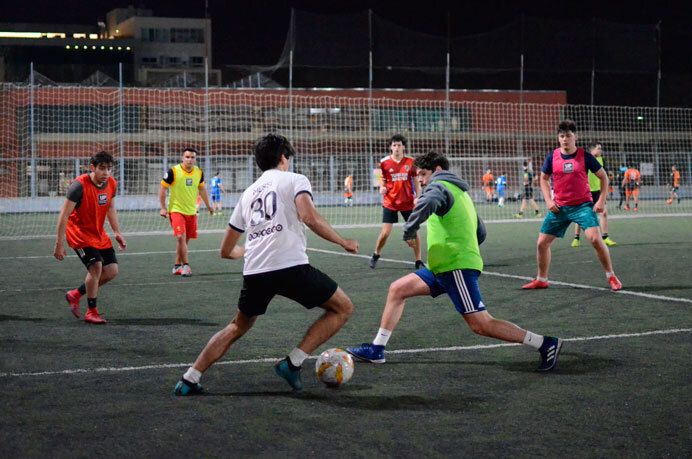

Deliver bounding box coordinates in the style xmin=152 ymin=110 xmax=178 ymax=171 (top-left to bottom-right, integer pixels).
xmin=315 ymin=348 xmax=354 ymax=388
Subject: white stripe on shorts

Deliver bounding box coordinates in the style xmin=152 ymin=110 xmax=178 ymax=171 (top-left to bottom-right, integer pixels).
xmin=453 ymin=270 xmax=474 ymax=313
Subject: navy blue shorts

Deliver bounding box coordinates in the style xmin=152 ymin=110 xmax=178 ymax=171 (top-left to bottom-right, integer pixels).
xmin=415 ymin=267 xmax=486 ymax=315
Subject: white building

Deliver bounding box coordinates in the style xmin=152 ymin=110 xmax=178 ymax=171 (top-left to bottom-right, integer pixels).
xmin=106 ymin=6 xmax=221 ymax=86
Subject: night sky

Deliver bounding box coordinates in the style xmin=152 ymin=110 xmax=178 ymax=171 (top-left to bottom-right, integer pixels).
xmin=3 ymin=0 xmax=691 ymax=105
xmin=3 ymin=0 xmax=688 ymax=66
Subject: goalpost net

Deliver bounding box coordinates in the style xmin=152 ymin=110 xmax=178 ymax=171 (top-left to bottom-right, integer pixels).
xmin=1 ymin=83 xmax=690 ymax=239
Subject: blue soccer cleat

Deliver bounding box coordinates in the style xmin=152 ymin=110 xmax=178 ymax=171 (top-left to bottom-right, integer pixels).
xmin=174 ymin=378 xmax=204 ymax=396
xmin=537 ymin=336 xmax=563 ymax=371
xmin=274 ymin=359 xmax=303 ymax=390
xmin=347 ymin=343 xmax=386 ymax=364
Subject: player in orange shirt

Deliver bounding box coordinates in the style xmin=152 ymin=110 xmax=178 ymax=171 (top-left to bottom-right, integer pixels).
xmin=54 ymin=151 xmax=127 ymax=324
xmin=622 ymin=167 xmax=641 ymax=211
xmin=369 ymin=134 xmax=423 ymax=270
xmin=344 ymin=174 xmax=353 ymax=207
xmin=667 ymin=165 xmax=680 ymax=204
xmin=482 ymin=169 xmax=494 ymax=202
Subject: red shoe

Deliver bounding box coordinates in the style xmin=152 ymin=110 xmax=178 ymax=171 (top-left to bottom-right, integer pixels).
xmin=633 ymin=207 xmax=638 ymax=212
xmin=522 ymin=279 xmax=549 ymax=289
xmin=65 ymin=289 xmax=81 ymax=318
xmin=608 ymin=275 xmax=622 ymax=291
xmin=84 ymin=308 xmax=106 ymax=324
xmin=623 ymin=205 xmax=630 ymax=211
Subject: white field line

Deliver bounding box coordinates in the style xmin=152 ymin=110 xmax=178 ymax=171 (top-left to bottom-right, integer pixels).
xmin=1 ymin=212 xmax=690 ymax=241
xmin=2 ymin=327 xmax=690 ymax=378
xmin=2 ymin=247 xmax=690 ymax=304
xmin=306 ymin=248 xmax=692 ymax=304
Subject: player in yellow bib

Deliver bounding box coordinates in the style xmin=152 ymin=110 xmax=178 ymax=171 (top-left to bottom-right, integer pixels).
xmin=158 ymin=148 xmax=213 ymax=277
xmin=571 ymin=142 xmax=616 ymax=247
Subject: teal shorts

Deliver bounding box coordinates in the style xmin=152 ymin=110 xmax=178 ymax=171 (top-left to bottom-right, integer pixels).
xmin=540 ymin=202 xmax=600 ymax=238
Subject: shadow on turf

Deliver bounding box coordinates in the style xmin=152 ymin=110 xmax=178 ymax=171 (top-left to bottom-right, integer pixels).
xmin=189 ymin=271 xmax=243 ymax=278
xmin=203 ymin=386 xmax=485 ymax=411
xmin=0 ymin=314 xmax=45 ymax=322
xmin=383 ymin=352 xmax=619 ymax=375
xmin=108 ymin=318 xmax=220 ymax=326
xmin=625 ymin=285 xmax=692 ymax=292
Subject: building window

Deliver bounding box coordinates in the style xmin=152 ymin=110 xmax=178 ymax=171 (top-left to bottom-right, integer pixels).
xmin=191 ymin=56 xmax=204 ymax=67
xmin=141 ymin=28 xmax=169 ymax=42
xmin=142 ymin=57 xmax=158 ymax=66
xmin=170 ymin=28 xmax=204 ymax=43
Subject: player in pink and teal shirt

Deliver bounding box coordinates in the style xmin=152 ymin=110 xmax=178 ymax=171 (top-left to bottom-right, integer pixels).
xmin=523 ymin=120 xmax=622 ymax=291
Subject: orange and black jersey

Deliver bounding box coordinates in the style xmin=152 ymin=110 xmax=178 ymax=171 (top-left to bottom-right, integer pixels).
xmin=65 ymin=174 xmax=117 ymax=249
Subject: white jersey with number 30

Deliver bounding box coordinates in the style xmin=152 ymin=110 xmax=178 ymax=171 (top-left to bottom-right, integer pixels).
xmin=229 ymin=169 xmax=312 ymax=275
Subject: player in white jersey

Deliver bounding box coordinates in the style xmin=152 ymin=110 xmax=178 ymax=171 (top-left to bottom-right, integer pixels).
xmin=174 ymin=134 xmax=359 ymax=395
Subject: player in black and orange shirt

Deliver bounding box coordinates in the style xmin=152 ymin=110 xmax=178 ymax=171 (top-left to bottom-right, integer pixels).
xmin=54 ymin=151 xmax=127 ymax=324
xmin=667 ymin=165 xmax=680 ymax=204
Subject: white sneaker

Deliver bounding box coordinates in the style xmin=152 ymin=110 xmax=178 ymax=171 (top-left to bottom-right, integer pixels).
xmin=172 ymin=265 xmax=182 ymax=275
xmin=181 ymin=265 xmax=191 ymax=277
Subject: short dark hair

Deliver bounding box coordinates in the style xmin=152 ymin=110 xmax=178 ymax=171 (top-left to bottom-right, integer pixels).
xmin=523 ymin=161 xmax=528 ymax=168
xmin=253 ymin=134 xmax=296 ymax=171
xmin=588 ymin=142 xmax=601 ymax=151
xmin=390 ymin=134 xmax=407 ymax=147
xmin=90 ymin=151 xmax=114 ymax=167
xmin=558 ymin=119 xmax=577 ymax=133
xmin=215 ymin=171 xmax=221 ymax=176
xmin=183 ymin=147 xmax=198 ymax=156
xmin=413 ymin=151 xmax=449 ymax=172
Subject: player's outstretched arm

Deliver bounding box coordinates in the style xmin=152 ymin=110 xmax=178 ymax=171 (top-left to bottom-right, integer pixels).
xmin=198 ymin=184 xmax=214 ymax=215
xmin=158 ymin=184 xmax=168 ymax=218
xmin=106 ymin=200 xmax=127 ymax=252
xmin=540 ymin=173 xmax=559 ymax=213
xmin=54 ymin=199 xmax=76 ymax=260
xmin=296 ymin=193 xmax=358 ymax=253
xmin=220 ymin=226 xmax=245 ymax=259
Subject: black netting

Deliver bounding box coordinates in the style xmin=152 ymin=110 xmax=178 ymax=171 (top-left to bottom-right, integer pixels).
xmin=372 ymin=15 xmax=447 ymax=67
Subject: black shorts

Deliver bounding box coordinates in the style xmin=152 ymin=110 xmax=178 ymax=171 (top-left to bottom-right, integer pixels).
xmin=591 ymin=191 xmax=601 ymax=203
xmin=237 ymin=264 xmax=338 ymax=317
xmin=523 ymin=186 xmax=534 ymax=199
xmin=382 ymin=206 xmax=412 ymax=224
xmin=671 ymin=186 xmax=679 ymax=193
xmin=74 ymin=246 xmax=117 ymax=269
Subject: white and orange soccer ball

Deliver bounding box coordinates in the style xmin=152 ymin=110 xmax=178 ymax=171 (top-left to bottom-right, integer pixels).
xmin=315 ymin=348 xmax=354 ymax=387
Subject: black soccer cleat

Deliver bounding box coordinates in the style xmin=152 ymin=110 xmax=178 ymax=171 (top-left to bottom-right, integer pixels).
xmin=369 ymin=253 xmax=380 ymax=269
xmin=537 ymin=336 xmax=562 ymax=371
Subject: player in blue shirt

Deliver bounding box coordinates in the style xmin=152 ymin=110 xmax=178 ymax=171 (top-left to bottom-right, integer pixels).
xmin=210 ymin=171 xmax=226 ymax=216
xmin=496 ymin=173 xmax=507 ymax=207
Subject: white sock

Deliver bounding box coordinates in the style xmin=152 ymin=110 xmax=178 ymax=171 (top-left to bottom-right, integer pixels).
xmin=183 ymin=367 xmax=202 ymax=384
xmin=288 ymin=348 xmax=309 ymax=368
xmin=606 ymin=272 xmax=615 ymax=278
xmin=537 ymin=276 xmax=548 ymax=282
xmin=372 ymin=328 xmax=392 ymax=346
xmin=523 ymin=331 xmax=544 ymax=350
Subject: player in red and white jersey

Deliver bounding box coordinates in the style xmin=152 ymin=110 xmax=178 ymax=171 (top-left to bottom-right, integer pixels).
xmin=54 ymin=151 xmax=126 ymax=324
xmin=174 ymin=134 xmax=358 ymax=395
xmin=369 ymin=134 xmax=424 ymax=270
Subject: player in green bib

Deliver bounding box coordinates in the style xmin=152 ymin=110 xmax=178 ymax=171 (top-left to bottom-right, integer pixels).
xmin=571 ymin=142 xmax=616 ymax=247
xmin=348 ymin=151 xmax=563 ymax=371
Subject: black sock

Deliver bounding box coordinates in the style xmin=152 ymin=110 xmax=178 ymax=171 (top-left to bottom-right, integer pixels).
xmin=87 ymin=298 xmax=97 ymax=309
xmin=602 ymin=234 xmax=608 ymax=239
xmin=77 ymin=284 xmax=86 ymax=295
xmin=535 ymin=209 xmax=540 ymax=214
xmin=286 ymin=357 xmax=301 ymax=371
xmin=518 ymin=211 xmax=524 ymax=215
xmin=574 ymin=235 xmax=580 ymax=240
xmin=372 ymin=253 xmax=380 ymax=260
xmin=174 ymin=264 xmax=181 ymax=268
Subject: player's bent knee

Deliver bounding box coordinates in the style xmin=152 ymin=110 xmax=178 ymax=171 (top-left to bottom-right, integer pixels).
xmin=322 ymin=288 xmax=353 ymax=318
